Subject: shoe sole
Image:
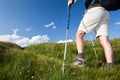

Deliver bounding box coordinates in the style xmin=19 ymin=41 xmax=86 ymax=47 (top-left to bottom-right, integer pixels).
xmin=71 ymin=64 xmax=86 ymax=68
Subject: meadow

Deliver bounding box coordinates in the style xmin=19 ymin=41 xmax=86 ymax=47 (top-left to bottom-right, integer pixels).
xmin=0 ymin=38 xmax=120 ymax=80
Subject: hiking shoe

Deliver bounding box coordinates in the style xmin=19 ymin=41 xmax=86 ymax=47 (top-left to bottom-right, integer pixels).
xmin=106 ymin=64 xmax=113 ymax=71
xmin=72 ymin=57 xmax=86 ymax=67
xmin=101 ymin=64 xmax=113 ymax=71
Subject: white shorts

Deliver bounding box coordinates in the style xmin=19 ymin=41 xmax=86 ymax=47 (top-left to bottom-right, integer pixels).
xmin=78 ymin=7 xmax=110 ymax=37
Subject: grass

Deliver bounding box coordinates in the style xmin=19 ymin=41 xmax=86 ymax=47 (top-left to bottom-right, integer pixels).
xmin=0 ymin=38 xmax=120 ymax=80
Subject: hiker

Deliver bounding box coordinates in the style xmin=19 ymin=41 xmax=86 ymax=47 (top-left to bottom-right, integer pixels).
xmin=68 ymin=0 xmax=114 ymax=69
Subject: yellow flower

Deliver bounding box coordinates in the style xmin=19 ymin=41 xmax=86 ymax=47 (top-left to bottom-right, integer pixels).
xmin=31 ymin=76 xmax=34 ymax=79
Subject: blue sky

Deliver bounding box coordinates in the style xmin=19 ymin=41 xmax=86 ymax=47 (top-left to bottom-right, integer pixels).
xmin=0 ymin=0 xmax=120 ymax=47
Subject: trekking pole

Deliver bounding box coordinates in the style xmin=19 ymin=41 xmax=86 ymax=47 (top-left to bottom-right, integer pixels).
xmin=62 ymin=4 xmax=72 ymax=75
xmin=89 ymin=34 xmax=98 ymax=60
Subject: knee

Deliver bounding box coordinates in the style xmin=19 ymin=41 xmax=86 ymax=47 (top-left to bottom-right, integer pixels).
xmin=76 ymin=30 xmax=85 ymax=38
xmin=98 ymin=36 xmax=109 ymax=45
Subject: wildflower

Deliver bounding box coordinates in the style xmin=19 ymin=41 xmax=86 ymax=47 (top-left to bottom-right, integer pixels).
xmin=31 ymin=76 xmax=34 ymax=79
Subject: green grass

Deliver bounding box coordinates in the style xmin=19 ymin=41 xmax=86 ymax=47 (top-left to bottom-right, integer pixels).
xmin=0 ymin=39 xmax=120 ymax=80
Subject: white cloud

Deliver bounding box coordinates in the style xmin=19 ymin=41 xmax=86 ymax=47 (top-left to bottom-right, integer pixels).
xmin=12 ymin=28 xmax=19 ymax=34
xmin=57 ymin=39 xmax=73 ymax=43
xmin=53 ymin=26 xmax=56 ymax=29
xmin=0 ymin=29 xmax=50 ymax=47
xmin=115 ymin=22 xmax=120 ymax=25
xmin=30 ymin=35 xmax=49 ymax=44
xmin=45 ymin=22 xmax=54 ymax=28
xmin=44 ymin=22 xmax=56 ymax=29
xmin=26 ymin=27 xmax=32 ymax=32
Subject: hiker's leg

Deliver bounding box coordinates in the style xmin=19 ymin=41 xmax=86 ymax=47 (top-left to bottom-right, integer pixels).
xmin=72 ymin=30 xmax=86 ymax=67
xmin=98 ymin=36 xmax=114 ymax=64
xmin=76 ymin=30 xmax=86 ymax=55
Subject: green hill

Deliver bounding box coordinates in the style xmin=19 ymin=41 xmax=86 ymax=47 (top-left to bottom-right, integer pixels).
xmin=0 ymin=39 xmax=120 ymax=80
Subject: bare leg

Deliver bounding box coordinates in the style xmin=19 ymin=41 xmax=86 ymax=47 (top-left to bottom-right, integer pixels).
xmin=73 ymin=30 xmax=86 ymax=67
xmin=98 ymin=36 xmax=114 ymax=64
xmin=76 ymin=30 xmax=86 ymax=54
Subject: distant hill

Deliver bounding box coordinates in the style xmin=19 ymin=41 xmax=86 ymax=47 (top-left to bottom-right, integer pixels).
xmin=0 ymin=41 xmax=22 ymax=50
xmin=0 ymin=38 xmax=120 ymax=80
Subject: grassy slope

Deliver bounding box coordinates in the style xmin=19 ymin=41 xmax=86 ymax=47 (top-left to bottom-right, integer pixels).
xmin=0 ymin=39 xmax=120 ymax=80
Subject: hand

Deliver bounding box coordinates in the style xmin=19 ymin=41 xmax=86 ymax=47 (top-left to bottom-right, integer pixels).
xmin=68 ymin=0 xmax=77 ymax=7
